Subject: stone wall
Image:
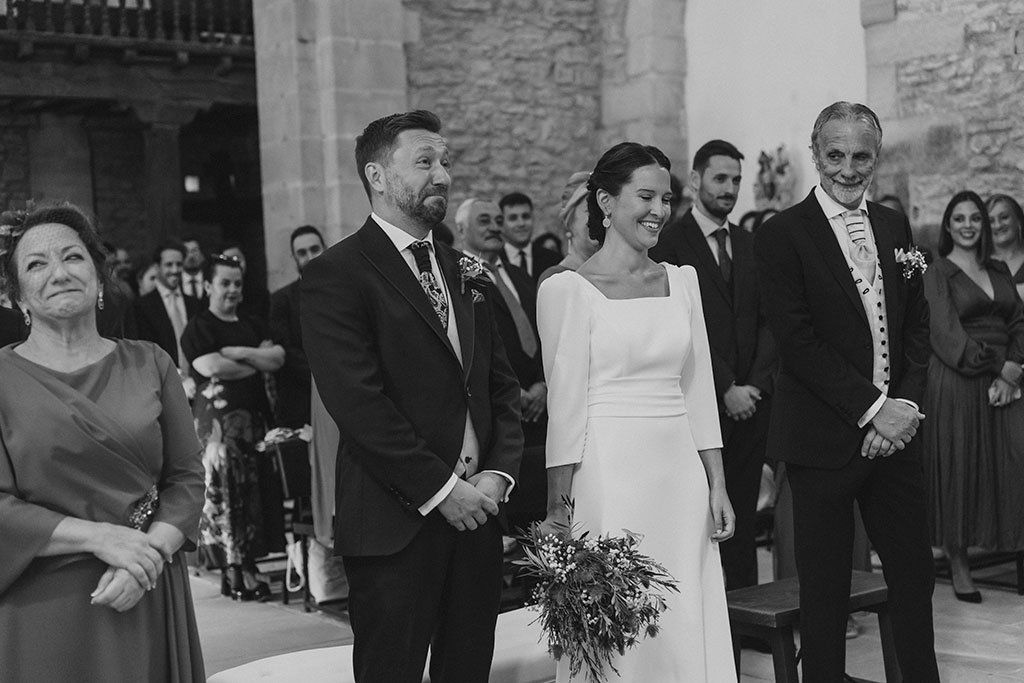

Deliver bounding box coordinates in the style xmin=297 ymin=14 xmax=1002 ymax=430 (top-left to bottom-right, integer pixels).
xmin=86 ymin=116 xmax=150 ymax=259
xmin=0 ymin=117 xmax=31 ymax=212
xmin=865 ymin=0 xmax=1024 ymax=251
xmin=402 ymin=0 xmax=603 ymax=237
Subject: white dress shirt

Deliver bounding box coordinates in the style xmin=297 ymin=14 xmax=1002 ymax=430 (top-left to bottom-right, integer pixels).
xmin=373 ymin=214 xmax=515 ymax=514
xmin=691 ymin=204 xmax=732 ymax=264
xmin=503 ymin=242 xmax=532 ymax=276
xmin=155 ymin=280 xmax=189 ymax=370
xmin=813 ymin=187 xmax=915 ymax=427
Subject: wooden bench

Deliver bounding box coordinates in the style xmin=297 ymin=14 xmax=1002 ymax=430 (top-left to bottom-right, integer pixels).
xmin=727 ymin=570 xmax=901 ymax=683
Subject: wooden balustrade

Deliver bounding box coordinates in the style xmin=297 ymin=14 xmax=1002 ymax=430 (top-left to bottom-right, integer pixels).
xmin=0 ymin=0 xmax=254 ymax=62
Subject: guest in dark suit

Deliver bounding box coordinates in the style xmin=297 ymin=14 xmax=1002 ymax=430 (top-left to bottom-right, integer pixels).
xmin=134 ymin=240 xmax=202 ymax=396
xmin=269 ymin=225 xmax=325 ymax=428
xmin=498 ymin=192 xmax=562 ymax=281
xmin=180 ymin=236 xmax=207 ymax=303
xmin=301 ymin=110 xmax=523 ymax=683
xmin=755 ymin=102 xmax=938 ymax=683
xmin=650 ymin=139 xmax=776 ymax=592
xmin=456 ymin=198 xmax=546 ymax=531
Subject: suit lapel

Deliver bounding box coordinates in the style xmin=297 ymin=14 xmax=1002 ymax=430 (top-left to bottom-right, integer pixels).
xmin=682 ymin=214 xmax=732 ymax=302
xmin=357 ymin=221 xmax=457 ymax=359
xmin=800 ymin=194 xmax=869 ymax=325
xmin=437 ymin=244 xmax=475 ymax=377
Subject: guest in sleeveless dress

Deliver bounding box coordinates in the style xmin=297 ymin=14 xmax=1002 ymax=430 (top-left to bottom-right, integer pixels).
xmin=987 ymin=193 xmax=1024 ymax=299
xmin=922 ymin=190 xmax=1024 ymax=602
xmin=538 ymin=143 xmax=737 ymax=682
xmin=0 ymin=203 xmax=205 ymax=682
xmin=181 ymin=254 xmax=285 ymax=601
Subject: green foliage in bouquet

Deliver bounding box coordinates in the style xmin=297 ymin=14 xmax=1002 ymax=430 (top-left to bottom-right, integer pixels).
xmin=514 ymin=500 xmax=679 ymax=683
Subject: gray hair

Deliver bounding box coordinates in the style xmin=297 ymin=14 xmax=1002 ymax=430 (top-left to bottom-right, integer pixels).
xmin=810 ymin=101 xmax=883 ymax=155
xmin=453 ymin=198 xmax=478 ymax=231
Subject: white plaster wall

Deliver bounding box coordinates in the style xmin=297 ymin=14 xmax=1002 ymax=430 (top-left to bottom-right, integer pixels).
xmin=684 ymin=0 xmax=867 ymax=218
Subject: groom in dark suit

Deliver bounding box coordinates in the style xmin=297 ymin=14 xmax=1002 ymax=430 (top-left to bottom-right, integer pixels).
xmin=301 ymin=110 xmax=523 ymax=683
xmin=649 ymin=139 xmax=775 ymax=592
xmin=755 ymin=102 xmax=938 ymax=682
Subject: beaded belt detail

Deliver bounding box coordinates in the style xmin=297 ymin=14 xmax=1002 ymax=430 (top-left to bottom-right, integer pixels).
xmin=128 ymin=485 xmax=160 ymax=531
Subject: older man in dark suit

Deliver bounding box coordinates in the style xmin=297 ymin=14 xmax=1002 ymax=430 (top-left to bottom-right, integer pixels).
xmin=650 ymin=139 xmax=775 ymax=593
xmin=755 ymin=101 xmax=938 ymax=682
xmin=456 ymin=197 xmax=547 ymax=531
xmin=301 ymin=110 xmax=522 ymax=683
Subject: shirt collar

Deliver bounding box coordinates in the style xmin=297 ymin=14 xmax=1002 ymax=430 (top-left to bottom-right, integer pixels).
xmin=814 ymin=185 xmax=869 ymax=221
xmin=155 ymin=281 xmax=179 ymax=298
xmin=503 ymin=242 xmax=528 ymax=261
xmin=372 ymin=212 xmax=435 ymax=253
xmin=691 ymin=205 xmax=729 ymax=238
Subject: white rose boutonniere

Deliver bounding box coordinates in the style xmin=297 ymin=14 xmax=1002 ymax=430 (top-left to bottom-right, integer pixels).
xmin=895 ymin=246 xmax=928 ymax=280
xmin=458 ymin=254 xmax=487 ymax=294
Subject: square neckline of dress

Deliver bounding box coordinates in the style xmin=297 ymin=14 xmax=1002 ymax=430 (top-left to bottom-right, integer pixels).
xmin=569 ymin=264 xmax=672 ymax=301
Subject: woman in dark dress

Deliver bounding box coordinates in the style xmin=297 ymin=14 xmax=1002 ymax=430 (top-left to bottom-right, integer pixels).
xmin=181 ymin=254 xmax=285 ymax=600
xmin=922 ymin=190 xmax=1024 ymax=602
xmin=987 ymin=193 xmax=1024 ymax=299
xmin=0 ymin=204 xmax=205 ymax=681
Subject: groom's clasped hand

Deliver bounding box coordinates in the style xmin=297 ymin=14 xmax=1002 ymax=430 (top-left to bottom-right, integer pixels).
xmin=437 ymin=474 xmax=504 ymax=531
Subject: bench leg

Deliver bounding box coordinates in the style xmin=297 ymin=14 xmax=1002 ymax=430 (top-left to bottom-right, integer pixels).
xmin=876 ymin=608 xmax=902 ymax=683
xmin=769 ymin=624 xmax=800 ymax=683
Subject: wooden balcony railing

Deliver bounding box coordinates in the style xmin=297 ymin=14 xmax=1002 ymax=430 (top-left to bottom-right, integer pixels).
xmin=0 ymin=0 xmax=254 ymax=65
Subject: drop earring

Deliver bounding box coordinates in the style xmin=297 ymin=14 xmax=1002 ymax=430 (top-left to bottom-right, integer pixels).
xmin=22 ymin=308 xmax=30 ymax=326
xmin=97 ymin=285 xmax=105 ymax=311
xmin=602 ymin=215 xmax=611 ymax=229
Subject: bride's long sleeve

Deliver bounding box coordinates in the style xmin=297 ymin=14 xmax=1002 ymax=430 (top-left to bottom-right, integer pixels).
xmin=677 ymin=266 xmax=724 ymax=451
xmin=537 ymin=273 xmax=591 ymax=467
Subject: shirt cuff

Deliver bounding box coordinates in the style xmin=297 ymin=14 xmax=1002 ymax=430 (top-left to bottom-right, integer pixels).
xmin=481 ymin=470 xmax=516 ymax=502
xmin=894 ymin=397 xmax=918 ymax=411
xmin=858 ymin=393 xmax=887 ymax=428
xmin=418 ymin=474 xmax=458 ymax=516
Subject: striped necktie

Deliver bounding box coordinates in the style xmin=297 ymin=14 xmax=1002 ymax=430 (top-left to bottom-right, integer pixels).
xmin=843 ymin=209 xmax=876 ymax=282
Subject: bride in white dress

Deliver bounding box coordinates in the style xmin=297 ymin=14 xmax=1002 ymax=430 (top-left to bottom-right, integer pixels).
xmin=537 ymin=142 xmax=738 ymax=682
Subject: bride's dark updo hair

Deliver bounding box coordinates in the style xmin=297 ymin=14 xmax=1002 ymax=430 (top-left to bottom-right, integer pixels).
xmin=586 ymin=142 xmax=671 ymax=245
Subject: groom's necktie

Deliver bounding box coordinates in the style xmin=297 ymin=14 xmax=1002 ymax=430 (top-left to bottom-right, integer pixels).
xmin=713 ymin=227 xmax=732 ymax=285
xmin=409 ymin=241 xmax=448 ymax=329
xmin=484 ymin=261 xmax=538 ymax=357
xmin=843 ymin=209 xmax=876 ymax=282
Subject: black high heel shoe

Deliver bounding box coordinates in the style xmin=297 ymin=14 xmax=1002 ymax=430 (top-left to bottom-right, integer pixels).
xmin=226 ymin=566 xmax=255 ymax=601
xmin=253 ymin=581 xmax=271 ymax=602
xmin=220 ymin=573 xmax=232 ymax=597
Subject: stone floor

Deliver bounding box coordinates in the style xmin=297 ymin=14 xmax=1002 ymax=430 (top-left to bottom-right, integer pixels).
xmin=195 ymin=548 xmax=1024 ymax=681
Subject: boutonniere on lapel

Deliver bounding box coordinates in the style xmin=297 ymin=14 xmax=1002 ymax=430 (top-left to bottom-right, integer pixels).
xmin=458 ymin=255 xmax=488 ymax=295
xmin=894 ymin=246 xmax=928 ymax=280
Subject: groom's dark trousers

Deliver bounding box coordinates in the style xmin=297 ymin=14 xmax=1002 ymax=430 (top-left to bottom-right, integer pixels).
xmin=755 ymin=193 xmax=939 ymax=683
xmin=302 ymin=218 xmax=523 ymax=682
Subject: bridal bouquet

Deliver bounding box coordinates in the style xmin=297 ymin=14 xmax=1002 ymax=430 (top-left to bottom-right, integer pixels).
xmin=515 ymin=501 xmax=678 ymax=683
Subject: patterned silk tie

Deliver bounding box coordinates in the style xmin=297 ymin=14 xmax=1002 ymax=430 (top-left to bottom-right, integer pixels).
xmin=409 ymin=241 xmax=448 ymax=329
xmin=484 ymin=262 xmax=538 ymax=357
xmin=843 ymin=209 xmax=876 ymax=282
xmin=713 ymin=228 xmax=732 ymax=285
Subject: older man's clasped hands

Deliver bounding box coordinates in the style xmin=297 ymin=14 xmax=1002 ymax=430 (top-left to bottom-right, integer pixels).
xmin=861 ymin=397 xmax=926 ymax=459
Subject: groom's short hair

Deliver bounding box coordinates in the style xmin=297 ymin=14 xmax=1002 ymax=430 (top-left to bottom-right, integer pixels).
xmin=355 ymin=110 xmax=442 ymax=200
